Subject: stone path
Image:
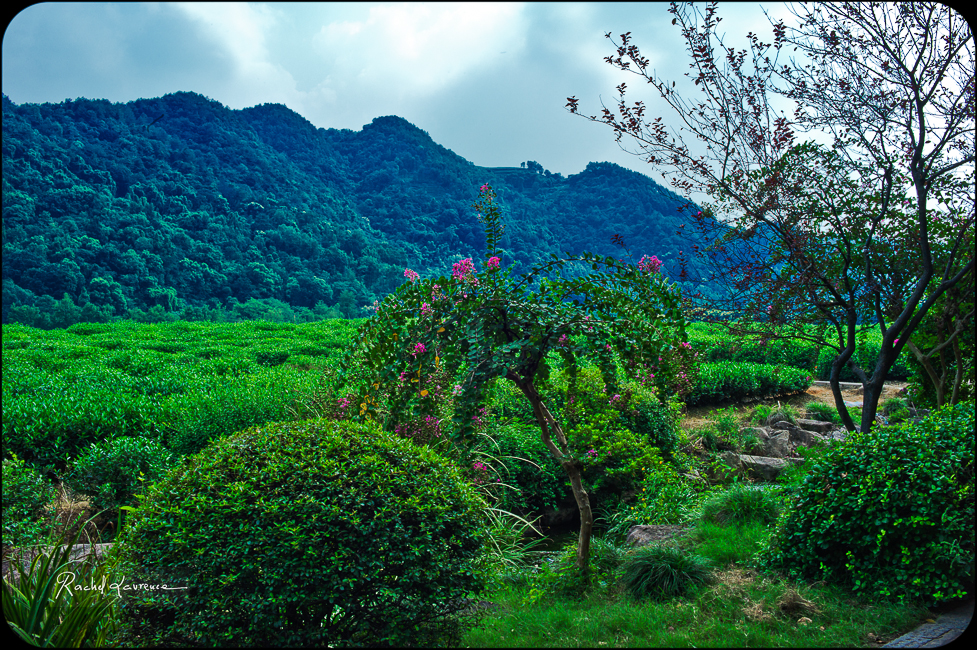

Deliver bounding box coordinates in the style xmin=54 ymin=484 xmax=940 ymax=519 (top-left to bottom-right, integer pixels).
xmin=882 ymin=599 xmax=973 ymax=648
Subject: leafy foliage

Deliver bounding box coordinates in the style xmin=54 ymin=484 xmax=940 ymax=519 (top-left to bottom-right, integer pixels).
xmin=1 ymin=319 xmax=355 ymax=471
xmin=111 ymin=418 xmax=487 ymax=647
xmin=685 ymin=361 xmax=812 ymax=405
xmin=2 ymin=92 xmax=710 ymax=326
xmin=2 ymin=515 xmax=122 ymax=647
xmin=698 ymin=483 xmax=782 ymax=527
xmin=64 ymin=436 xmax=175 ymax=518
xmin=760 ymin=402 xmax=975 ymax=606
xmin=1 ymin=453 xmax=56 ymax=547
xmin=621 ymin=545 xmax=713 ymax=602
xmin=341 ymin=183 xmax=693 ymax=574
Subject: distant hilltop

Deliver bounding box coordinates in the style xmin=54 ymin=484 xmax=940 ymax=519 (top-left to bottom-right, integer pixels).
xmin=2 ymin=91 xmax=716 ymax=326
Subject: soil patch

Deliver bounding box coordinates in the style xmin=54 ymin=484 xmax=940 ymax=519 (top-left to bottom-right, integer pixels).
xmin=680 ymin=381 xmax=908 ymax=431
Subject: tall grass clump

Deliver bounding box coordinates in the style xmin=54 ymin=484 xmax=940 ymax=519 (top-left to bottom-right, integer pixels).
xmin=2 ymin=514 xmax=122 ymax=647
xmin=699 ymin=483 xmax=782 ymax=527
xmin=621 ymin=544 xmax=712 ymax=601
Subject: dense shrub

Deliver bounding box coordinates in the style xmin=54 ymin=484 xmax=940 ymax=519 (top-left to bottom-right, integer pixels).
xmin=64 ymin=436 xmax=175 ymax=517
xmin=685 ymin=362 xmax=813 ymax=406
xmin=760 ymin=403 xmax=975 ymax=607
xmin=487 ymin=367 xmax=682 ymax=518
xmin=110 ymin=419 xmax=487 ymax=647
xmin=491 ymin=422 xmax=569 ymax=516
xmin=687 ymin=323 xmax=820 ymax=371
xmin=2 ymin=454 xmax=56 ymax=547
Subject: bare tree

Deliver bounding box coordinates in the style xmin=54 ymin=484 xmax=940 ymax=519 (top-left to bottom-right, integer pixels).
xmin=568 ymin=1 xmax=974 ymax=432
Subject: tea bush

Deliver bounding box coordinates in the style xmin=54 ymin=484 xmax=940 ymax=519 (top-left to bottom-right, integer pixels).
xmin=686 ymin=362 xmax=813 ymax=405
xmin=65 ymin=436 xmax=176 ymax=517
xmin=760 ymin=402 xmax=975 ymax=606
xmin=111 ymin=419 xmax=487 ymax=647
xmin=2 ymin=454 xmax=56 ymax=547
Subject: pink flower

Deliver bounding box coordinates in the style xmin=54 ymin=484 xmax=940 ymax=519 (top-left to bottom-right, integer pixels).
xmin=486 ymin=256 xmax=501 ymax=270
xmin=638 ymin=255 xmax=663 ymax=274
xmin=412 ymin=342 xmax=426 ymax=357
xmin=404 ymin=268 xmax=419 ymax=282
xmin=452 ymin=258 xmax=477 ymax=283
xmin=558 ymin=334 xmax=569 ymax=347
xmin=420 ymin=302 xmax=432 ymax=316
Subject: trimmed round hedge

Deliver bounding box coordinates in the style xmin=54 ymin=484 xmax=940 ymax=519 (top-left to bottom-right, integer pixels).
xmin=760 ymin=402 xmax=974 ymax=607
xmin=110 ymin=419 xmax=488 ymax=647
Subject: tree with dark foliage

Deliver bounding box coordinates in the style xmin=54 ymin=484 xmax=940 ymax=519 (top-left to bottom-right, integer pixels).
xmin=568 ymin=1 xmax=974 ymax=432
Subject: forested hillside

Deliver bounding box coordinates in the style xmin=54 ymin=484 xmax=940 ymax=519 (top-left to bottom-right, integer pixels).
xmin=2 ymin=91 xmax=706 ymax=326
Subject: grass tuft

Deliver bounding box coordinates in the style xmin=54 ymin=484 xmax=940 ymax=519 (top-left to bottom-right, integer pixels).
xmin=621 ymin=544 xmax=713 ymax=601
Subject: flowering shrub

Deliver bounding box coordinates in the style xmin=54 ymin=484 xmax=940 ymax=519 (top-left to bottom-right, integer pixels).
xmin=340 ymin=183 xmax=693 ymax=575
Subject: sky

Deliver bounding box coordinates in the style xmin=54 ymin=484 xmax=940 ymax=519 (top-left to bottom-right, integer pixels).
xmin=2 ymin=2 xmax=797 ymax=182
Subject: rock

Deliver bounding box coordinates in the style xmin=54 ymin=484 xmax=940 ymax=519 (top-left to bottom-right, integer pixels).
xmin=771 ymin=421 xmax=830 ymax=449
xmin=739 ymin=426 xmax=770 ymax=455
xmin=794 ymin=418 xmax=835 ymax=434
xmin=762 ymin=431 xmax=791 ymax=458
xmin=720 ymin=451 xmax=800 ymax=481
xmin=763 ymin=412 xmax=794 ymax=427
xmin=625 ymin=524 xmax=688 ymax=547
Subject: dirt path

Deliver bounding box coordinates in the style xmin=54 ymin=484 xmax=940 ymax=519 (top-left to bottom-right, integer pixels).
xmin=680 ymin=381 xmax=909 ymax=430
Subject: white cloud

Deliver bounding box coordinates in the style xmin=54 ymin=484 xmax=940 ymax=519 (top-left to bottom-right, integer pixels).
xmin=170 ymin=2 xmax=301 ymax=107
xmin=313 ymin=2 xmax=528 ymax=99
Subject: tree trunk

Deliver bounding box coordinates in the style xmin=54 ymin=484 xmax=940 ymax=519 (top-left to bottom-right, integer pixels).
xmin=511 ymin=375 xmax=594 ymax=578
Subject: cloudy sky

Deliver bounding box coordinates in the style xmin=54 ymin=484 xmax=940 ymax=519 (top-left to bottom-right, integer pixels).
xmin=3 ymin=2 xmax=794 ymax=180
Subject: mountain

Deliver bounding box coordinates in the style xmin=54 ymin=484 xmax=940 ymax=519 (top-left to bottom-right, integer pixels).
xmin=1 ymin=91 xmax=708 ymax=326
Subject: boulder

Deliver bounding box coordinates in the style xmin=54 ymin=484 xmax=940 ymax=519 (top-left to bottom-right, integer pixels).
xmin=762 ymin=431 xmax=791 ymax=459
xmin=625 ymin=524 xmax=688 ymax=547
xmin=794 ymin=418 xmax=835 ymax=434
xmin=719 ymin=451 xmax=800 ymax=481
xmin=771 ymin=421 xmax=829 ymax=449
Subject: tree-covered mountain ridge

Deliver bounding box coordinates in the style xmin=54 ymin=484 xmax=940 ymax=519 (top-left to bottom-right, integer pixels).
xmin=2 ymin=91 xmax=705 ymax=325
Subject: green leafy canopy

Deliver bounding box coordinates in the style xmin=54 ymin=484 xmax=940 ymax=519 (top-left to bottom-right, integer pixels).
xmin=341 ymin=183 xmax=694 ymax=452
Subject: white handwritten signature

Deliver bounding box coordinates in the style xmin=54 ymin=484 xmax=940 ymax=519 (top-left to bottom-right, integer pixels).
xmin=56 ymin=572 xmax=188 ymax=599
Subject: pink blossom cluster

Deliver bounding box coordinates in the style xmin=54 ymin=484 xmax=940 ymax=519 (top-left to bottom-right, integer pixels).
xmin=452 ymin=257 xmax=477 ymax=282
xmin=420 ymin=302 xmax=432 ymax=316
xmin=404 ymin=268 xmax=419 ymax=282
xmin=411 ymin=342 xmax=426 ymax=357
xmin=638 ymin=255 xmax=663 ymax=274
xmin=486 ymin=256 xmax=501 ymax=270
